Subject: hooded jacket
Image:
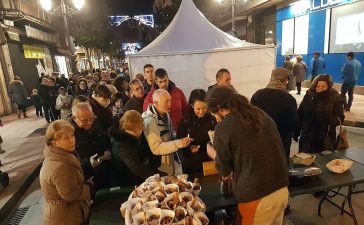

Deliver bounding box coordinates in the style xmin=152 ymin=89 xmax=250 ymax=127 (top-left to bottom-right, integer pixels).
xmin=39 ymin=145 xmax=91 ymax=225
xmin=9 ymin=80 xmax=27 ymax=105
xmin=143 ymin=81 xmax=187 ymax=132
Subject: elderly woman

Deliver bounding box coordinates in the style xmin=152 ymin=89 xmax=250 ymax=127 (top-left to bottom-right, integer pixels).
xmin=294 ymin=74 xmax=344 ymax=153
xmin=178 ymin=89 xmax=217 ymax=174
xmin=40 ymin=120 xmax=92 ymax=225
xmin=109 ymin=110 xmax=156 ymax=186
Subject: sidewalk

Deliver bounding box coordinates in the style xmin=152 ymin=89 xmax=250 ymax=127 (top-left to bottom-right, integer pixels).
xmin=290 ymin=88 xmax=364 ymax=128
xmin=0 ymin=108 xmax=47 ymax=224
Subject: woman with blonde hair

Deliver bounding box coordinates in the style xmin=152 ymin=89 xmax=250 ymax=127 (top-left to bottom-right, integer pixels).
xmin=109 ymin=110 xmax=156 ymax=186
xmin=40 ymin=120 xmax=93 ymax=225
xmin=294 ymin=74 xmax=344 ymax=153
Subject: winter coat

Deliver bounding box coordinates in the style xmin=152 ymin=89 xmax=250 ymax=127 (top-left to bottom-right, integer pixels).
xmin=56 ymin=94 xmax=73 ymax=120
xmin=143 ymin=81 xmax=188 ymax=132
xmin=123 ymin=96 xmax=144 ymax=114
xmin=251 ymin=88 xmax=298 ymax=141
xmin=177 ymin=111 xmax=217 ymax=174
xmin=31 ymin=94 xmax=42 ymax=108
xmin=39 ymin=145 xmax=91 ymax=225
xmin=142 ymin=104 xmax=183 ymax=155
xmin=342 ymin=58 xmax=362 ymax=83
xmin=293 ymin=62 xmax=307 ymax=83
xmin=89 ymin=97 xmax=113 ymax=130
xmin=49 ymin=85 xmax=60 ymax=107
xmin=295 ymin=89 xmax=344 ymax=153
xmin=109 ymin=123 xmax=155 ymax=186
xmin=9 ymin=80 xmax=27 ymax=105
xmin=39 ymin=84 xmax=50 ymax=105
xmin=69 ymin=119 xmax=111 ymax=190
xmin=311 ymin=57 xmax=325 ymax=77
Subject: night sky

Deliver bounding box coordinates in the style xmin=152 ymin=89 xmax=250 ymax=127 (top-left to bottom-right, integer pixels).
xmin=106 ymin=0 xmax=155 ymax=16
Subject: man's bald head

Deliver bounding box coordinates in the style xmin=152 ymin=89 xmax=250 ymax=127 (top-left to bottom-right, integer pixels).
xmin=152 ymin=89 xmax=171 ymax=115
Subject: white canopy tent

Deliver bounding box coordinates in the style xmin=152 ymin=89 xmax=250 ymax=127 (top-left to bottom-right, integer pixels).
xmin=128 ymin=0 xmax=276 ymax=99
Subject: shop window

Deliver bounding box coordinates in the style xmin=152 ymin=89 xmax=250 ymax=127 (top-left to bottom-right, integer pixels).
xmin=294 ymin=15 xmax=309 ymax=55
xmin=330 ymin=0 xmax=364 ymax=53
xmin=281 ymin=18 xmax=294 ymax=55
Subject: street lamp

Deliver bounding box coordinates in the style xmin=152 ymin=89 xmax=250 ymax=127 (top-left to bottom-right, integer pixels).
xmin=39 ymin=0 xmax=84 ymax=50
xmin=217 ymin=0 xmax=247 ymax=37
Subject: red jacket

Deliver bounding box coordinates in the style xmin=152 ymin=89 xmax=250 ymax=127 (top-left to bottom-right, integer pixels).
xmin=143 ymin=81 xmax=187 ymax=132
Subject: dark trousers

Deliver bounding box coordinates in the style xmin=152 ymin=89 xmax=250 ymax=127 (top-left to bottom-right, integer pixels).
xmin=35 ymin=105 xmax=43 ymax=117
xmin=17 ymin=104 xmax=26 ymax=113
xmin=341 ymin=82 xmax=355 ymax=109
xmin=43 ymin=104 xmax=55 ymax=122
xmin=296 ymin=82 xmax=302 ymax=94
xmin=281 ymin=136 xmax=292 ymax=160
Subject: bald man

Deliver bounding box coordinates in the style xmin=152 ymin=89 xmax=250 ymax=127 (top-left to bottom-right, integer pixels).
xmin=142 ymin=89 xmax=192 ymax=175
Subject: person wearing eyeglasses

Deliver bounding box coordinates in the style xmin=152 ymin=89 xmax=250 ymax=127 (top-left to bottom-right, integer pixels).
xmin=69 ymin=102 xmax=112 ymax=191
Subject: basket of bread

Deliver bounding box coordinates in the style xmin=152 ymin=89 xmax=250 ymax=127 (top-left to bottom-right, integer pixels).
xmin=120 ymin=174 xmax=209 ymax=225
xmin=326 ymin=159 xmax=353 ymax=174
xmin=292 ymin=153 xmax=316 ymax=166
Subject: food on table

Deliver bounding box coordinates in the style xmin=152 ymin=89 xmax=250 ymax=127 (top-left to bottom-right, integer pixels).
xmin=326 ymin=159 xmax=353 ymax=173
xmin=121 ymin=174 xmax=206 ymax=225
xmin=175 ymin=207 xmax=187 ymax=221
xmin=193 ymin=178 xmax=201 ymax=190
xmin=160 ymin=216 xmax=173 ymax=224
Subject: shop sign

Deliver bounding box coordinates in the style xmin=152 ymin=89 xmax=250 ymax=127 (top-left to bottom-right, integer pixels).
xmin=23 ymin=45 xmax=46 ymax=59
xmin=25 ymin=25 xmax=59 ymax=43
xmin=290 ymin=0 xmax=354 ymax=16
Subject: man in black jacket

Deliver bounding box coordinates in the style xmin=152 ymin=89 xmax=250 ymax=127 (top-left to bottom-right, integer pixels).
xmin=70 ymin=102 xmax=112 ymax=191
xmin=123 ymin=79 xmax=145 ymax=114
xmin=251 ymin=68 xmax=298 ymax=159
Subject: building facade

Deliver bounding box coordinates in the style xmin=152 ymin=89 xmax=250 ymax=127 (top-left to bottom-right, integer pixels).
xmin=0 ymin=0 xmax=70 ymax=114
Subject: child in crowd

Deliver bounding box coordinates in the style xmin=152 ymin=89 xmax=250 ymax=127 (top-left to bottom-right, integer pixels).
xmin=31 ymin=89 xmax=43 ymax=118
xmin=56 ymin=87 xmax=73 ymax=120
xmin=111 ymin=92 xmax=124 ymax=119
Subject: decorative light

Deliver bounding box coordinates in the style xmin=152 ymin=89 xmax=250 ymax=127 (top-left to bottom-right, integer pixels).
xmin=39 ymin=0 xmax=52 ymax=12
xmin=216 ymin=0 xmax=223 ymax=3
xmin=72 ymin=0 xmax=84 ymax=11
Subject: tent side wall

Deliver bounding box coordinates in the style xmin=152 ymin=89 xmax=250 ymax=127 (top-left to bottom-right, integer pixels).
xmin=129 ymin=47 xmax=276 ymax=99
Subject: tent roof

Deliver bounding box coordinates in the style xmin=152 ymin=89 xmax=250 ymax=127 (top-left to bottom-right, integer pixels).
xmin=138 ymin=0 xmax=261 ymax=55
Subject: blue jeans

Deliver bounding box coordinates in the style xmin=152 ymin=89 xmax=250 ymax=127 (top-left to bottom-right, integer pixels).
xmin=341 ymin=81 xmax=355 ymax=109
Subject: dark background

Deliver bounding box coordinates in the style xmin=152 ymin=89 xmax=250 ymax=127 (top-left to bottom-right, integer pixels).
xmin=106 ymin=0 xmax=154 ymax=15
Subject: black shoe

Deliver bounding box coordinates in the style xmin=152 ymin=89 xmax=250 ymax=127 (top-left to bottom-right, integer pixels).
xmin=296 ymin=92 xmax=301 ymax=95
xmin=344 ymin=107 xmax=350 ymax=112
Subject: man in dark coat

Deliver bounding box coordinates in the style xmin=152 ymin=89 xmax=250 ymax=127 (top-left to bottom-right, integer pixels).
xmin=142 ymin=64 xmax=154 ymax=95
xmin=207 ymin=68 xmax=232 ymax=97
xmin=48 ymin=77 xmax=60 ymax=120
xmin=123 ymin=79 xmax=145 ymax=114
xmin=70 ymin=102 xmax=112 ymax=191
xmin=251 ymin=68 xmax=298 ymax=159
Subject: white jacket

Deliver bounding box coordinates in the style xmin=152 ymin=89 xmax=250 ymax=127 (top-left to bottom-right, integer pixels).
xmin=142 ymin=104 xmax=183 ymax=156
xmin=55 ymin=94 xmax=72 ymax=120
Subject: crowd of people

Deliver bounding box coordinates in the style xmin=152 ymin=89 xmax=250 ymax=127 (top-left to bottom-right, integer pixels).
xmin=5 ymin=54 xmax=360 ymax=224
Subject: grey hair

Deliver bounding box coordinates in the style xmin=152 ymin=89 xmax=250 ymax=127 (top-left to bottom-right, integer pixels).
xmin=129 ymin=79 xmax=143 ymax=87
xmin=71 ymin=102 xmax=93 ymax=117
xmin=152 ymin=89 xmax=170 ymax=102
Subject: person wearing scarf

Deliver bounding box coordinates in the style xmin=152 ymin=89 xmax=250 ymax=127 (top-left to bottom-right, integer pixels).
xmin=251 ymin=68 xmax=298 ymax=159
xmin=294 ymin=74 xmax=344 ymax=153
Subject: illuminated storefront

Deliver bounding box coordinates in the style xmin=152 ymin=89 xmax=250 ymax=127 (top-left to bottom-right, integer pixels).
xmin=276 ymin=0 xmax=364 ymax=85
